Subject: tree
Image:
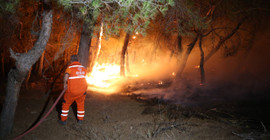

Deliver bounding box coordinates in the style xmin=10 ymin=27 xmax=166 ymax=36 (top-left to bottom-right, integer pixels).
xmin=58 ymin=0 xmax=174 ymax=75
xmin=198 ymin=34 xmax=205 ymax=84
xmin=0 ymin=4 xmax=53 ymax=139
xmin=159 ymin=0 xmax=264 ymax=84
xmin=120 ymin=32 xmax=130 ymax=76
xmin=204 ymin=16 xmax=247 ymax=63
xmin=77 ymin=20 xmax=94 ymax=67
xmin=160 ymin=0 xmax=207 ymax=78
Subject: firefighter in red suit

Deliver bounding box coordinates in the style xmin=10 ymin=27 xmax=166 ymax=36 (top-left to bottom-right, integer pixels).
xmin=58 ymin=55 xmax=88 ymax=125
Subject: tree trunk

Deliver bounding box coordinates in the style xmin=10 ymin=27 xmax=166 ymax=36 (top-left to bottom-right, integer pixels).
xmin=176 ymin=21 xmax=183 ymax=63
xmin=169 ymin=49 xmax=174 ymax=62
xmin=177 ymin=34 xmax=199 ymax=76
xmin=133 ymin=51 xmax=136 ymax=63
xmin=1 ymin=53 xmax=4 ymax=78
xmin=77 ymin=21 xmax=93 ymax=68
xmin=177 ymin=34 xmax=183 ymax=59
xmin=198 ymin=35 xmax=205 ymax=85
xmin=150 ymin=34 xmax=161 ymax=62
xmin=25 ymin=67 xmax=32 ymax=89
xmin=126 ymin=49 xmax=130 ymax=73
xmin=63 ymin=51 xmax=67 ymax=64
xmin=38 ymin=51 xmax=45 ymax=76
xmin=0 ymin=10 xmax=52 ymax=139
xmin=120 ymin=32 xmax=130 ymax=77
xmin=89 ymin=22 xmax=102 ymax=74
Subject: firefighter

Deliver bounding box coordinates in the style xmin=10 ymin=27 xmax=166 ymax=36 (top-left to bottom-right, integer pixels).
xmin=58 ymin=55 xmax=88 ymax=125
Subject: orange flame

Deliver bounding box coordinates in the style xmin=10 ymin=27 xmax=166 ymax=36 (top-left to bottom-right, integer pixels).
xmin=86 ymin=22 xmax=124 ymax=93
xmin=194 ymin=65 xmax=200 ymax=69
xmin=86 ymin=63 xmax=138 ymax=93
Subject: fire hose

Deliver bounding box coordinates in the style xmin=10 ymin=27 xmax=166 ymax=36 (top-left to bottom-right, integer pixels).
xmin=13 ymin=88 xmax=67 ymax=140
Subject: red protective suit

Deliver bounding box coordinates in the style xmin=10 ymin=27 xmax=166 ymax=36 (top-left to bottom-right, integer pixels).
xmin=61 ymin=61 xmax=87 ymax=121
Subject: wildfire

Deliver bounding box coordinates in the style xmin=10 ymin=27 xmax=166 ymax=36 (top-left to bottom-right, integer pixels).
xmin=194 ymin=65 xmax=200 ymax=69
xmin=96 ymin=22 xmax=103 ymax=60
xmin=86 ymin=63 xmax=124 ymax=93
xmin=86 ymin=63 xmax=120 ymax=88
xmin=86 ymin=22 xmax=124 ymax=93
xmin=158 ymin=80 xmax=163 ymax=85
xmin=86 ymin=63 xmax=139 ymax=93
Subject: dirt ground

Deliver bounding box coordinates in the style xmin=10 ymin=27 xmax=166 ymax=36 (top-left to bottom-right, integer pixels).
xmin=3 ymin=80 xmax=270 ymax=140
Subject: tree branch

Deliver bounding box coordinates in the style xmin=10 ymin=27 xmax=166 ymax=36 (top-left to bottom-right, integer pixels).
xmin=15 ymin=10 xmax=53 ymax=73
xmin=204 ymin=16 xmax=247 ymax=63
xmin=9 ymin=48 xmax=19 ymax=61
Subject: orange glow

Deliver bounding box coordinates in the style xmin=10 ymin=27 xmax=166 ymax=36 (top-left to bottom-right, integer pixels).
xmin=86 ymin=22 xmax=125 ymax=94
xmin=86 ymin=63 xmax=138 ymax=94
xmin=96 ymin=22 xmax=103 ymax=60
xmin=86 ymin=59 xmax=177 ymax=94
xmin=86 ymin=63 xmax=124 ymax=94
xmin=85 ymin=29 xmax=178 ymax=94
xmin=194 ymin=65 xmax=200 ymax=69
xmin=133 ymin=36 xmax=136 ymax=39
xmin=86 ymin=63 xmax=121 ymax=88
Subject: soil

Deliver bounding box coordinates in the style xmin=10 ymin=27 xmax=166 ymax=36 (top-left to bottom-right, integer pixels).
xmin=2 ymin=79 xmax=270 ymax=140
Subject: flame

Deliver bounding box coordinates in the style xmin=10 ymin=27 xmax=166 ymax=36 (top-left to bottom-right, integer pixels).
xmin=85 ymin=25 xmax=177 ymax=94
xmin=96 ymin=22 xmax=103 ymax=59
xmin=86 ymin=63 xmax=120 ymax=88
xmin=86 ymin=22 xmax=124 ymax=93
xmin=86 ymin=63 xmax=122 ymax=92
xmin=86 ymin=63 xmax=140 ymax=93
xmin=194 ymin=65 xmax=200 ymax=69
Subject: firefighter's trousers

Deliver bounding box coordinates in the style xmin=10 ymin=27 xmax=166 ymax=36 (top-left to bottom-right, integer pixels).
xmin=61 ymin=92 xmax=86 ymax=121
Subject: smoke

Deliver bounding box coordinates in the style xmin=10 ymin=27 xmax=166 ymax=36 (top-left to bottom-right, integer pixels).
xmin=92 ymin=22 xmax=270 ymax=107
xmin=124 ymin=22 xmax=270 ymax=106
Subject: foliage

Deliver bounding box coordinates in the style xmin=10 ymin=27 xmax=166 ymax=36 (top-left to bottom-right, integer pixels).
xmin=57 ymin=0 xmax=174 ymax=37
xmin=162 ymin=0 xmax=212 ymax=37
xmin=0 ymin=0 xmax=19 ymax=14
